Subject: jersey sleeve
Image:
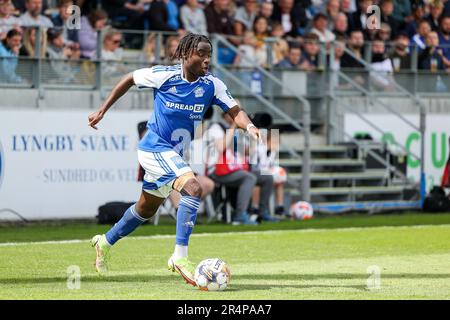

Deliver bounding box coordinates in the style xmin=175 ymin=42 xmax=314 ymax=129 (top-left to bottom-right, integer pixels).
xmin=211 ymin=77 xmax=237 ymax=112
xmin=133 ymin=67 xmax=172 ymax=89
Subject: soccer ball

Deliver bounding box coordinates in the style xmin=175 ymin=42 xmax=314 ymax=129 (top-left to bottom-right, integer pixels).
xmin=290 ymin=201 xmax=314 ymax=220
xmin=194 ymin=258 xmax=231 ymax=291
xmin=271 ymin=166 xmax=287 ymax=184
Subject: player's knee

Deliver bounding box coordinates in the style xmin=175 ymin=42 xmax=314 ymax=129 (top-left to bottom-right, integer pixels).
xmin=183 ymin=178 xmax=203 ymax=198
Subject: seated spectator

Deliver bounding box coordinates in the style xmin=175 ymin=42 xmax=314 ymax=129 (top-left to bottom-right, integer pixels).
xmin=310 ymin=13 xmax=336 ymax=43
xmin=253 ymin=15 xmax=269 ymax=65
xmin=389 ymin=33 xmax=412 ymax=71
xmin=234 ymin=31 xmax=255 ymax=67
xmin=392 ymin=0 xmax=413 ymax=26
xmin=180 ymin=0 xmax=207 ymax=35
xmin=46 ymin=27 xmax=80 ymax=82
xmin=139 ymin=33 xmax=158 ymax=64
xmin=0 ymin=0 xmax=20 ymax=41
xmin=270 ymin=22 xmax=289 ymax=65
xmin=276 ymin=43 xmax=302 ymax=68
xmin=403 ymin=3 xmax=427 ymax=38
xmin=234 ymin=0 xmax=258 ymax=36
xmin=412 ymin=19 xmax=431 ymax=50
xmin=425 ymin=0 xmax=444 ymax=32
xmin=324 ymin=0 xmax=340 ymax=29
xmin=348 ymin=0 xmax=373 ymax=33
xmin=370 ymin=38 xmax=395 ymax=90
xmin=340 ymin=0 xmax=354 ymax=14
xmin=0 ymin=28 xmax=22 ymax=82
xmin=271 ymin=0 xmax=309 ymax=37
xmin=418 ymin=31 xmax=446 ymax=70
xmin=340 ymin=30 xmax=365 ymax=69
xmin=328 ymin=36 xmax=346 ymax=71
xmin=148 ymin=0 xmax=176 ymax=31
xmin=380 ymin=0 xmax=399 ymax=39
xmin=163 ymin=35 xmax=180 ymax=64
xmin=332 ymin=12 xmax=348 ymax=37
xmin=50 ymin=0 xmax=79 ymax=44
xmin=438 ymin=15 xmax=450 ymax=61
xmin=165 ymin=0 xmax=180 ymax=31
xmin=204 ymin=111 xmax=258 ymax=225
xmin=78 ymin=9 xmax=108 ymax=59
xmin=259 ymin=0 xmax=273 ymax=24
xmin=12 ymin=0 xmax=48 ymax=13
xmin=101 ymin=28 xmax=127 ymax=77
xmin=250 ymin=130 xmax=287 ymax=217
xmin=377 ymin=23 xmax=392 ymax=42
xmin=301 ymin=32 xmax=320 ymax=69
xmin=204 ymin=0 xmax=234 ymax=36
xmin=20 ymin=26 xmax=46 ymax=57
xmin=101 ymin=0 xmax=146 ymax=30
xmin=19 ymin=0 xmax=53 ymax=28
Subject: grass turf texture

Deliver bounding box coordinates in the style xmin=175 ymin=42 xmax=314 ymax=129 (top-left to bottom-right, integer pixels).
xmin=0 ymin=213 xmax=450 ymax=299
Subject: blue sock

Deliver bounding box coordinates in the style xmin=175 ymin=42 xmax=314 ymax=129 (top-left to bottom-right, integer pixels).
xmin=105 ymin=204 xmax=148 ymax=245
xmin=176 ymin=196 xmax=200 ymax=246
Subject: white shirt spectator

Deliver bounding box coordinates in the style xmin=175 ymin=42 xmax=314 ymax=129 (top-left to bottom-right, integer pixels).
xmin=19 ymin=11 xmax=53 ymax=28
xmin=370 ymin=58 xmax=393 ymax=88
xmin=0 ymin=15 xmax=19 ymax=34
xmin=234 ymin=6 xmax=256 ymax=31
xmin=310 ymin=27 xmax=336 ymax=43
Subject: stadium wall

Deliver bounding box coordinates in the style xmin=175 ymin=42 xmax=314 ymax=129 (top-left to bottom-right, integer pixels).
xmin=1 ymin=90 xmax=450 ymax=220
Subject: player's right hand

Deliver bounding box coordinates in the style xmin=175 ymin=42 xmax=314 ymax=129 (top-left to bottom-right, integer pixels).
xmin=88 ymin=110 xmax=105 ymax=130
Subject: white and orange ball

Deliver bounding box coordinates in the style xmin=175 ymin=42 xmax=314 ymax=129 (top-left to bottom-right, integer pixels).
xmin=290 ymin=201 xmax=314 ymax=220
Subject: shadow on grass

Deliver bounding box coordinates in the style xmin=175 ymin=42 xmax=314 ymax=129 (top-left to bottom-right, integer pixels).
xmin=1 ymin=273 xmax=449 ymax=287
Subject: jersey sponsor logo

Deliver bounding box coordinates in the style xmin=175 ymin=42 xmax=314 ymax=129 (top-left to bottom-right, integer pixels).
xmin=194 ymin=86 xmax=205 ymax=98
xmin=165 ymin=101 xmax=204 ymax=113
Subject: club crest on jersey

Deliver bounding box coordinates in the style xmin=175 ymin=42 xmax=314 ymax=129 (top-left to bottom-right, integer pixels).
xmin=194 ymin=86 xmax=205 ymax=98
xmin=168 ymin=86 xmax=177 ymax=94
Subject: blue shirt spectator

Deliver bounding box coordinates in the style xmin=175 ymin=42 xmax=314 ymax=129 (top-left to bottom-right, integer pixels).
xmin=0 ymin=29 xmax=22 ymax=83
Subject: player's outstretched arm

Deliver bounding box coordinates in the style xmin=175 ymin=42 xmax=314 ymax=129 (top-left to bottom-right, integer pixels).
xmin=88 ymin=73 xmax=135 ymax=130
xmin=227 ymin=105 xmax=261 ymax=141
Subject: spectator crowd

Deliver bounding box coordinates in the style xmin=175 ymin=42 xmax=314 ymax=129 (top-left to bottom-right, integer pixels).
xmin=2 ymin=0 xmax=450 ymax=78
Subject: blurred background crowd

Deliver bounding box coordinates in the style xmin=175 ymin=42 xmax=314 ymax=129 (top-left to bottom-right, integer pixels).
xmin=1 ymin=0 xmax=450 ymax=75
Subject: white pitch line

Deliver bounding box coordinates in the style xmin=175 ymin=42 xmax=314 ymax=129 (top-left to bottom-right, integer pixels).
xmin=0 ymin=224 xmax=449 ymax=247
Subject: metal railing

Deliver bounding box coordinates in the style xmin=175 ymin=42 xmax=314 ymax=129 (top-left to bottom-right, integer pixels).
xmin=328 ymin=42 xmax=426 ymax=205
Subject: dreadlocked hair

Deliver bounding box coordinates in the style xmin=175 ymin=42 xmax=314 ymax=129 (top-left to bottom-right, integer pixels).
xmin=172 ymin=33 xmax=212 ymax=61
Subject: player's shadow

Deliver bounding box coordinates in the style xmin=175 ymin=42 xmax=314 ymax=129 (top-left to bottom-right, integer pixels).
xmin=0 ymin=274 xmax=177 ymax=285
xmin=224 ymin=273 xmax=450 ymax=292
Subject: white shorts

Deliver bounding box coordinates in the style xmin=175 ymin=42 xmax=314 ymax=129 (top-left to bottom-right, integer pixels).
xmin=138 ymin=149 xmax=192 ymax=198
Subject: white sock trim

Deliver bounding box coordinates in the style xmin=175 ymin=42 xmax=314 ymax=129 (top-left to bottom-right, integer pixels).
xmin=130 ymin=204 xmax=149 ymax=222
xmin=173 ymin=245 xmax=188 ymax=259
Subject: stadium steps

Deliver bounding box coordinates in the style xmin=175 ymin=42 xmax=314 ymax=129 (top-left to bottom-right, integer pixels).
xmin=279 ymin=158 xmax=366 ymax=173
xmin=278 ymin=141 xmax=421 ymax=213
xmin=288 ymin=170 xmax=388 ymax=181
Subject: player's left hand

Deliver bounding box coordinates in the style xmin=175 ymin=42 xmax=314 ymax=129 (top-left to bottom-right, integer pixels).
xmin=88 ymin=110 xmax=105 ymax=130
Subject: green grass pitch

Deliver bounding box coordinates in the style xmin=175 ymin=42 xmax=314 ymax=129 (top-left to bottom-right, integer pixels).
xmin=0 ymin=213 xmax=450 ymax=300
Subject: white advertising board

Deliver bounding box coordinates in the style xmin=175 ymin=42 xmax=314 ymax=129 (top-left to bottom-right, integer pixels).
xmin=345 ymin=114 xmax=450 ymax=190
xmin=0 ymin=110 xmax=151 ymax=220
